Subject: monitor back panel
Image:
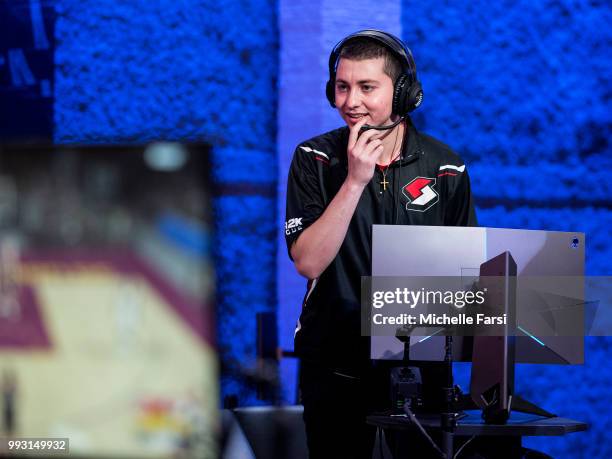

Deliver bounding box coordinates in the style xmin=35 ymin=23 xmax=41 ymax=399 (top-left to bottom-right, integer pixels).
xmin=370 ymin=225 xmax=584 ymax=364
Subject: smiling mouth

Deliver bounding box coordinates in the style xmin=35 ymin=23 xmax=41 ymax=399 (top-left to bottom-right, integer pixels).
xmin=346 ymin=113 xmax=368 ymax=121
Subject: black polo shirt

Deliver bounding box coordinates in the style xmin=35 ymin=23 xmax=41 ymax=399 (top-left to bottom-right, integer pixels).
xmin=285 ymin=119 xmax=477 ymax=373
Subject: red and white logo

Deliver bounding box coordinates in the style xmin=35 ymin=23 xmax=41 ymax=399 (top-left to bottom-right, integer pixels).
xmin=402 ymin=177 xmax=438 ymax=212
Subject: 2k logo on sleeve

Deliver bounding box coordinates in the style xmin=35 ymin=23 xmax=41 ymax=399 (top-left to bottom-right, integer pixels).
xmin=402 ymin=177 xmax=439 ymax=212
xmin=285 ymin=218 xmax=303 ymax=235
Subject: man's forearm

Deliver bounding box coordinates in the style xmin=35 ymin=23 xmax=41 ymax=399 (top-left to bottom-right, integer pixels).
xmin=291 ymin=178 xmax=365 ymax=279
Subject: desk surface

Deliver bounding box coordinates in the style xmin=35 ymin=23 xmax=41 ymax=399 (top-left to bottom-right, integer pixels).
xmin=367 ymin=410 xmax=588 ymax=437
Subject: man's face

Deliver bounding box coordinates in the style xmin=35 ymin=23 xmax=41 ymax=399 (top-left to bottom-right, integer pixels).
xmin=334 ymin=57 xmax=395 ymax=128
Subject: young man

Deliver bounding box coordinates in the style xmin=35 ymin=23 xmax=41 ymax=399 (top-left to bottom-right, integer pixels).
xmin=285 ymin=30 xmax=477 ymax=458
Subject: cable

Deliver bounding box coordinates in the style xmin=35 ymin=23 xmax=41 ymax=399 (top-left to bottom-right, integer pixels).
xmin=394 ymin=163 xmax=399 ymax=225
xmin=394 ymin=121 xmax=406 ymax=225
xmin=453 ymin=435 xmax=476 ymax=459
xmin=403 ymin=403 xmax=446 ymax=459
xmin=378 ymin=426 xmax=386 ymax=459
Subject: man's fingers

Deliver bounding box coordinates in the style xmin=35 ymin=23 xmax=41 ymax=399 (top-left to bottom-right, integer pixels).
xmin=354 ymin=128 xmax=379 ymax=151
xmin=371 ymin=143 xmax=385 ymax=161
xmin=352 ymin=137 xmax=381 ymax=161
xmin=363 ymin=139 xmax=384 ymax=158
xmin=348 ymin=118 xmax=369 ymax=149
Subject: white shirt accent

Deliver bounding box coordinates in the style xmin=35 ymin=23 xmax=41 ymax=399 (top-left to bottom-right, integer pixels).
xmin=300 ymin=146 xmax=330 ymax=160
xmin=304 ymin=278 xmax=318 ymax=303
xmin=294 ymin=318 xmax=302 ymax=337
xmin=439 ymin=164 xmax=465 ymax=172
xmin=295 ymin=278 xmax=318 ymax=337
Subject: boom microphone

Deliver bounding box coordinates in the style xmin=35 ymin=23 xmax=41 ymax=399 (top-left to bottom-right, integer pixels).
xmin=360 ymin=116 xmax=404 ymax=133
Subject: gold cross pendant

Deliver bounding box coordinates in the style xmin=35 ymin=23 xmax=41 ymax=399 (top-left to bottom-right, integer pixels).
xmin=380 ymin=177 xmax=389 ymax=191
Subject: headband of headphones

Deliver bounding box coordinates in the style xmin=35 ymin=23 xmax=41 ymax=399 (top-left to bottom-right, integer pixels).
xmin=326 ymin=29 xmax=423 ymax=114
xmin=327 ymin=29 xmax=417 ymax=85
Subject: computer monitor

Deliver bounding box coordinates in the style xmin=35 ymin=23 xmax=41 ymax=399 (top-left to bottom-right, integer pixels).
xmin=370 ymin=225 xmax=585 ymax=365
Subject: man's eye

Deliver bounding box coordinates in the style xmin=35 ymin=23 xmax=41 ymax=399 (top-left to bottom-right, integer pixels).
xmin=336 ymin=84 xmax=347 ymax=92
xmin=362 ymin=85 xmax=374 ymax=92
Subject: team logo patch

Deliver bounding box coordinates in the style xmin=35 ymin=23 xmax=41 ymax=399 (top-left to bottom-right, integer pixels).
xmin=402 ymin=177 xmax=439 ymax=212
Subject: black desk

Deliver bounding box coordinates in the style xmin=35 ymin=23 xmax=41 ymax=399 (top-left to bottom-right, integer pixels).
xmin=367 ymin=410 xmax=588 ymax=458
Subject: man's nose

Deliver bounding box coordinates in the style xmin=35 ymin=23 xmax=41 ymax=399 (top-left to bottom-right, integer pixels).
xmin=346 ymin=88 xmax=361 ymax=108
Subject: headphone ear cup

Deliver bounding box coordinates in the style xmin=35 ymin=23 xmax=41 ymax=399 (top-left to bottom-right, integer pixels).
xmin=393 ymin=76 xmax=424 ymax=115
xmin=392 ymin=74 xmax=411 ymax=115
xmin=408 ymin=80 xmax=424 ymax=112
xmin=325 ymin=80 xmax=336 ymax=108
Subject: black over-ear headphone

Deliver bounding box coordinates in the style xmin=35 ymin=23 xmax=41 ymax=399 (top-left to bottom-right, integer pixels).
xmin=325 ymin=29 xmax=423 ymax=116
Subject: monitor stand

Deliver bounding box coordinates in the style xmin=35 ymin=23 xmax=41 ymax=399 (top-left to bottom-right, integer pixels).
xmin=469 ymin=251 xmax=555 ymax=423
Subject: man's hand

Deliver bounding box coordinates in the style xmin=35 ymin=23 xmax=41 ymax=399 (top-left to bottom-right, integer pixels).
xmin=346 ymin=117 xmax=385 ymax=187
xmin=290 ymin=119 xmax=387 ymax=279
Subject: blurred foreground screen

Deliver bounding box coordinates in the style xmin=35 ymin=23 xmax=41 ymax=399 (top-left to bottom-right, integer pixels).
xmin=0 ymin=143 xmax=217 ymax=458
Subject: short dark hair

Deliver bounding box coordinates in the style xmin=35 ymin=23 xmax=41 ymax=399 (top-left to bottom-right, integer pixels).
xmin=338 ymin=37 xmax=403 ymax=83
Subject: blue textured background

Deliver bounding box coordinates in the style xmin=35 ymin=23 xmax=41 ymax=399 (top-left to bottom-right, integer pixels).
xmin=401 ymin=1 xmax=611 ymax=457
xmin=53 ymin=0 xmax=278 ymax=406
